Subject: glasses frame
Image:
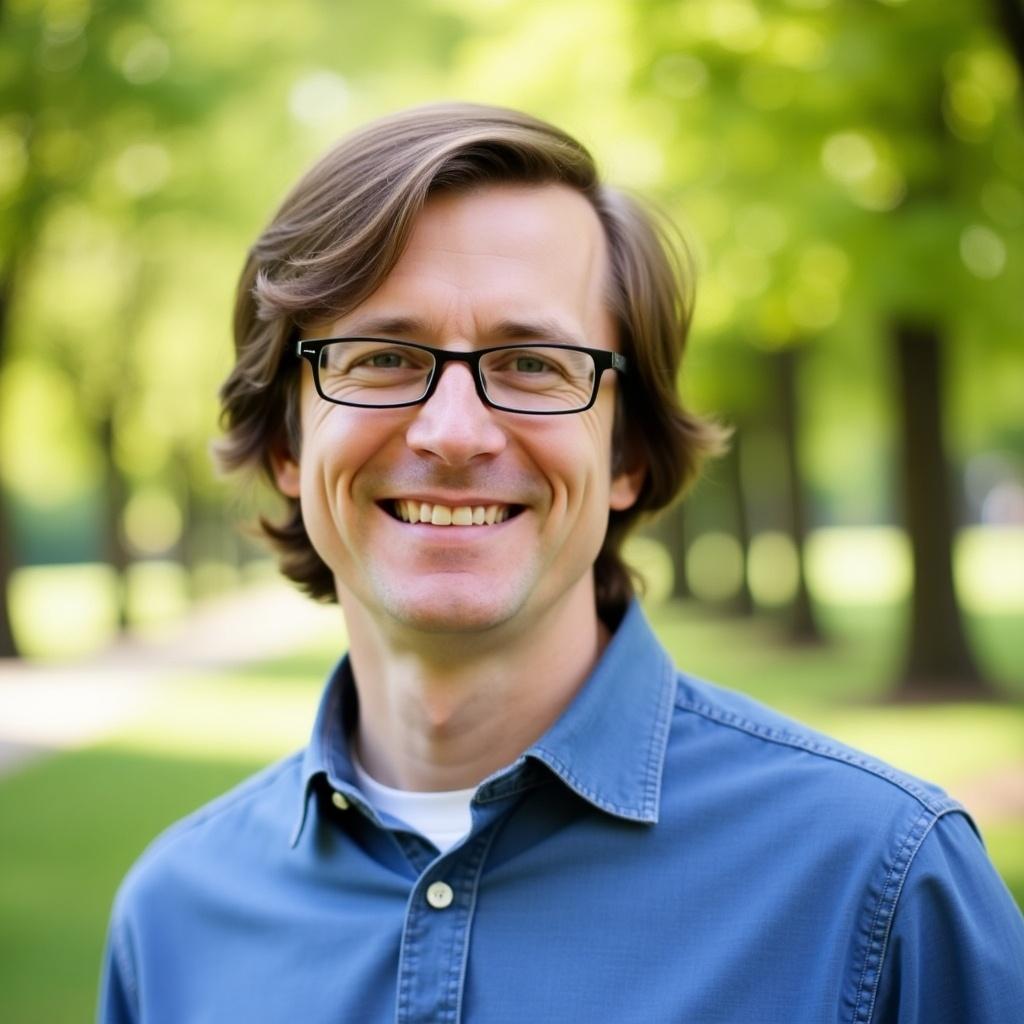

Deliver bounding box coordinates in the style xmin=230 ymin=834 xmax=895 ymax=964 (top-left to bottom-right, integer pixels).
xmin=295 ymin=337 xmax=628 ymax=415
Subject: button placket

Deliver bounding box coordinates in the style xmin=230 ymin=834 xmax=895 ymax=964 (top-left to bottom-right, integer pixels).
xmin=395 ymin=828 xmax=498 ymax=1024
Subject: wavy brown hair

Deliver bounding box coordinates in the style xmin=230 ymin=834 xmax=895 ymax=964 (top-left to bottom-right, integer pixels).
xmin=217 ymin=102 xmax=723 ymax=624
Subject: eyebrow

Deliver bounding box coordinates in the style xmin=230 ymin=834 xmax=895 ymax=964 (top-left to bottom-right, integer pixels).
xmin=489 ymin=317 xmax=584 ymax=347
xmin=336 ymin=314 xmax=427 ymax=338
xmin=335 ymin=314 xmax=585 ymax=347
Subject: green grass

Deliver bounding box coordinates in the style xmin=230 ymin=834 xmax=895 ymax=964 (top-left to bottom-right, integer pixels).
xmin=0 ymin=599 xmax=1021 ymax=1023
xmin=0 ymin=748 xmax=262 ymax=1024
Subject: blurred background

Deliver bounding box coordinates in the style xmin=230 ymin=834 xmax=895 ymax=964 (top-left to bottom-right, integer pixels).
xmin=1 ymin=0 xmax=1022 ymax=1019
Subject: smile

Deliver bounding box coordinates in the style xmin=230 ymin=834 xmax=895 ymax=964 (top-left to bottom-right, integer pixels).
xmin=390 ymin=500 xmax=519 ymax=526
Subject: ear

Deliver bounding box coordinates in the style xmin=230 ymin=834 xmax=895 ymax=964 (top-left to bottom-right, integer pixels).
xmin=609 ymin=456 xmax=646 ymax=511
xmin=270 ymin=438 xmax=301 ymax=498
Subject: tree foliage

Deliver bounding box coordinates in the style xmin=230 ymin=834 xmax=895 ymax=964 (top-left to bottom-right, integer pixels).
xmin=0 ymin=0 xmax=1020 ymax=687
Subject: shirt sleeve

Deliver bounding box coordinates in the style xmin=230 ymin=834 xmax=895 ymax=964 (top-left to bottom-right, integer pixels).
xmin=871 ymin=809 xmax=1024 ymax=1023
xmin=96 ymin=909 xmax=140 ymax=1024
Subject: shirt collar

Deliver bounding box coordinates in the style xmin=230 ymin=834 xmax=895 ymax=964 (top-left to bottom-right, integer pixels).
xmin=290 ymin=599 xmax=677 ymax=846
xmin=290 ymin=654 xmax=359 ymax=846
xmin=514 ymin=600 xmax=677 ymax=824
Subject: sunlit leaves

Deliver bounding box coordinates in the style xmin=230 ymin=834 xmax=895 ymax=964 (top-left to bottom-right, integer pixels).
xmin=0 ymin=360 xmax=99 ymax=505
xmin=1 ymin=0 xmax=1021 ymax=576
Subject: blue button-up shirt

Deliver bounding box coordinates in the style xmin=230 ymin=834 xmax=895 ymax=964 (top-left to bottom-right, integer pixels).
xmin=99 ymin=602 xmax=1024 ymax=1023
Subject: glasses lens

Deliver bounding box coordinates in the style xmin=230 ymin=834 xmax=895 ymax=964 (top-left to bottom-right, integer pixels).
xmin=480 ymin=346 xmax=596 ymax=412
xmin=318 ymin=341 xmax=433 ymax=405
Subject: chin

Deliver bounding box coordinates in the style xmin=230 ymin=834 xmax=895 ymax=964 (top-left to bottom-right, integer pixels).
xmin=374 ymin=577 xmax=532 ymax=636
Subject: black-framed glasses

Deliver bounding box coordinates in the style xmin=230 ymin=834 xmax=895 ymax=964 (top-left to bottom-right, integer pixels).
xmin=295 ymin=338 xmax=627 ymax=415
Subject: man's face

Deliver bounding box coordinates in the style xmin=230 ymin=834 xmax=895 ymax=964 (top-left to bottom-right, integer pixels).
xmin=274 ymin=184 xmax=643 ymax=639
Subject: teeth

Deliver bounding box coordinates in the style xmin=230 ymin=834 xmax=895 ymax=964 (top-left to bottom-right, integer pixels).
xmin=394 ymin=501 xmax=512 ymax=526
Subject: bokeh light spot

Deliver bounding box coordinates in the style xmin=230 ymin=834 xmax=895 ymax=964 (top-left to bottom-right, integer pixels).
xmin=623 ymin=536 xmax=674 ymax=605
xmin=960 ymin=224 xmax=1007 ymax=279
xmin=707 ymin=0 xmax=766 ymax=53
xmin=850 ymin=163 xmax=906 ymax=212
xmin=121 ymin=34 xmax=171 ymax=85
xmin=115 ymin=142 xmax=171 ymax=196
xmin=822 ymin=131 xmax=877 ymax=184
xmin=605 ymin=135 xmax=665 ymax=189
xmin=687 ymin=532 xmax=745 ymax=602
xmin=9 ymin=565 xmax=119 ymax=659
xmin=652 ymin=54 xmax=708 ymax=99
xmin=124 ymin=489 xmax=183 ymax=556
xmin=748 ymin=531 xmax=799 ymax=606
xmin=289 ymin=70 xmax=351 ymax=127
xmin=770 ymin=22 xmax=827 ymax=69
xmin=806 ymin=527 xmax=910 ymax=604
xmin=957 ymin=527 xmax=1024 ymax=612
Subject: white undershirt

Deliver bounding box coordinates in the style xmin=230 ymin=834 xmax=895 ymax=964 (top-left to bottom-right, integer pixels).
xmin=352 ymin=753 xmax=475 ymax=854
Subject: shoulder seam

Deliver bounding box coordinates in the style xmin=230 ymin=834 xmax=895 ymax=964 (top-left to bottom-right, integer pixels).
xmin=110 ymin=902 xmax=140 ymax=1009
xmin=852 ymin=806 xmax=968 ymax=1023
xmin=674 ymin=691 xmax=958 ymax=816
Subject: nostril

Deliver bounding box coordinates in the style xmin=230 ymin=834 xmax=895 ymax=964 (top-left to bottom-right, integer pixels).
xmin=405 ymin=381 xmax=508 ymax=462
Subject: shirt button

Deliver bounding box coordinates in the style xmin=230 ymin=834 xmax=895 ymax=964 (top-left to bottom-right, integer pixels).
xmin=331 ymin=791 xmax=350 ymax=811
xmin=426 ymin=881 xmax=454 ymax=909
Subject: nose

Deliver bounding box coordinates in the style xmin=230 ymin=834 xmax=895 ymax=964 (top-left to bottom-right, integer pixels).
xmin=405 ymin=361 xmax=507 ymax=464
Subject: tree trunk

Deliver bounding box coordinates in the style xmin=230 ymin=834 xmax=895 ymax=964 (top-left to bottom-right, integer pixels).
xmin=176 ymin=448 xmax=203 ymax=603
xmin=891 ymin=320 xmax=991 ymax=699
xmin=98 ymin=412 xmax=130 ymax=631
xmin=775 ymin=347 xmax=821 ymax=643
xmin=990 ymin=0 xmax=1024 ymax=82
xmin=666 ymin=501 xmax=690 ymax=600
xmin=0 ymin=490 xmax=17 ymax=657
xmin=0 ymin=268 xmax=20 ymax=656
xmin=721 ymin=429 xmax=754 ymax=616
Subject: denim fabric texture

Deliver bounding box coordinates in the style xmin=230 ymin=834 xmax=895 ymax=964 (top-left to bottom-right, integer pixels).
xmin=99 ymin=601 xmax=1024 ymax=1023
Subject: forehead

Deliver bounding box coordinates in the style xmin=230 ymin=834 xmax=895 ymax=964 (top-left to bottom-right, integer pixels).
xmin=328 ymin=183 xmax=615 ymax=347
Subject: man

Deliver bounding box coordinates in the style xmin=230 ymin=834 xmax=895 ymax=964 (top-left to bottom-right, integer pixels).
xmin=100 ymin=104 xmax=1024 ymax=1023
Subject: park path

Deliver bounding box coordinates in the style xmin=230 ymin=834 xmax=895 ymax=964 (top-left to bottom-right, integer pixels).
xmin=0 ymin=581 xmax=342 ymax=775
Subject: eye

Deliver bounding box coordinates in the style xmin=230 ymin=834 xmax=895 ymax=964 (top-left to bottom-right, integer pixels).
xmin=363 ymin=351 xmax=407 ymax=368
xmin=338 ymin=344 xmax=433 ymax=375
xmin=513 ymin=354 xmax=552 ymax=373
xmin=346 ymin=347 xmax=415 ymax=370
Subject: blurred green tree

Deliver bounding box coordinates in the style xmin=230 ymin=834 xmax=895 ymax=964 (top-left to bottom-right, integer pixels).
xmin=2 ymin=0 xmax=1020 ymax=688
xmin=0 ymin=0 xmax=472 ymax=655
xmin=636 ymin=0 xmax=1022 ymax=696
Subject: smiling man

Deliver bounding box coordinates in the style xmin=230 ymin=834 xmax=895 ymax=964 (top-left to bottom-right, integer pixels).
xmin=99 ymin=105 xmax=1024 ymax=1023
xmin=272 ymin=183 xmax=646 ymax=793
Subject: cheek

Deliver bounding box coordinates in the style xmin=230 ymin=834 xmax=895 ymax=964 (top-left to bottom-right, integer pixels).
xmin=525 ymin=413 xmax=615 ymax=513
xmin=296 ymin=411 xmax=386 ymax=522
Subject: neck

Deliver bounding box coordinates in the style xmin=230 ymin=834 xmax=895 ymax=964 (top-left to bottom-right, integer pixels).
xmin=341 ymin=582 xmax=608 ymax=791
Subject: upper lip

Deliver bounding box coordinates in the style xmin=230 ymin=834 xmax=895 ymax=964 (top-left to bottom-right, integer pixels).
xmin=383 ymin=495 xmax=518 ymax=506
